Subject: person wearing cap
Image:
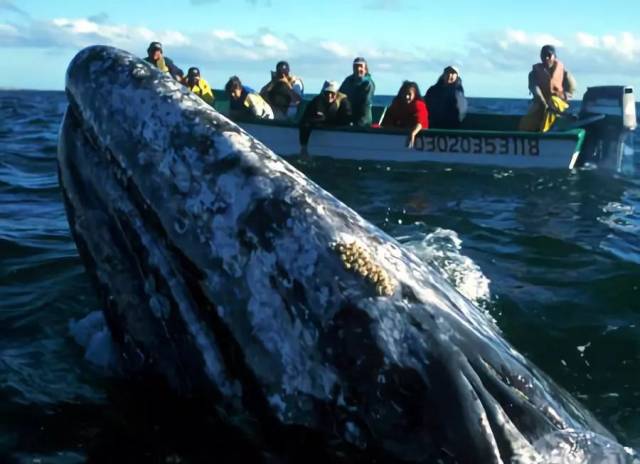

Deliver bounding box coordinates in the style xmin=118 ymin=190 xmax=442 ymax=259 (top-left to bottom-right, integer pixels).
xmin=381 ymin=81 xmax=429 ymax=149
xmin=339 ymin=57 xmax=375 ymax=127
xmin=260 ymin=61 xmax=304 ymax=120
xmin=144 ymin=41 xmax=185 ymax=83
xmin=225 ymin=76 xmax=274 ymax=120
xmin=424 ymin=65 xmax=467 ymax=129
xmin=519 ymin=44 xmax=577 ymax=132
xmin=186 ymin=67 xmax=214 ymax=105
xmin=299 ymin=80 xmax=352 ymax=155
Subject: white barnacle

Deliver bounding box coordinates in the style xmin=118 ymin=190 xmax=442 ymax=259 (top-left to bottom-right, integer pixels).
xmin=332 ymin=239 xmax=397 ymax=296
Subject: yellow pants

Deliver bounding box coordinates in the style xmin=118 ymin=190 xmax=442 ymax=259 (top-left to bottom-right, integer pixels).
xmin=518 ymin=96 xmax=569 ymax=132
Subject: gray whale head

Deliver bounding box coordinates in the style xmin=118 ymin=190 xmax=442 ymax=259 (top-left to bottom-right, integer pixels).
xmin=57 ymin=45 xmax=635 ymax=463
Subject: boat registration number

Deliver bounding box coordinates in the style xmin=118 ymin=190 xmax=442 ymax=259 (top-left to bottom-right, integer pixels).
xmin=414 ymin=135 xmax=540 ymax=156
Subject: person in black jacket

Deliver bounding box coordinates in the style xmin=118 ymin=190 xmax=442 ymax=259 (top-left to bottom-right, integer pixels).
xmin=144 ymin=41 xmax=185 ymax=83
xmin=424 ymin=65 xmax=467 ymax=129
xmin=299 ymin=80 xmax=352 ymax=156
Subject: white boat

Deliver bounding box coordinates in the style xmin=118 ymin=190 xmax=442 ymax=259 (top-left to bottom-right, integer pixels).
xmin=215 ymin=86 xmax=637 ymax=170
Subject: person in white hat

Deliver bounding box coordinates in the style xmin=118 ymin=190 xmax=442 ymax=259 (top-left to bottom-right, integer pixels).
xmin=298 ymin=80 xmax=352 ymax=155
xmin=424 ymin=65 xmax=467 ymax=129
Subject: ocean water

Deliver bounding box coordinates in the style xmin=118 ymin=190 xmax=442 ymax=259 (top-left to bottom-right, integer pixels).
xmin=1 ymin=90 xmax=639 ymax=463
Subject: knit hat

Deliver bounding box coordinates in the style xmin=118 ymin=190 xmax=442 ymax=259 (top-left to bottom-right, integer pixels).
xmin=147 ymin=41 xmax=162 ymax=53
xmin=444 ymin=65 xmax=460 ymax=75
xmin=322 ymin=80 xmax=339 ymax=93
xmin=540 ymin=45 xmax=556 ymax=58
xmin=353 ymin=56 xmax=367 ymax=66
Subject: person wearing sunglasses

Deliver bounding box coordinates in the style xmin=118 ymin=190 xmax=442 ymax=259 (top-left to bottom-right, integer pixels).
xmin=519 ymin=44 xmax=576 ymax=132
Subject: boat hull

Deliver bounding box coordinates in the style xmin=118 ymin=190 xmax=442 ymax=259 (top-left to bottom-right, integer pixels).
xmin=239 ymin=121 xmax=584 ymax=169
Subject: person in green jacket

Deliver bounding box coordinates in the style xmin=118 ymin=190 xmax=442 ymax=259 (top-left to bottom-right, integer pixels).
xmin=339 ymin=56 xmax=375 ymax=127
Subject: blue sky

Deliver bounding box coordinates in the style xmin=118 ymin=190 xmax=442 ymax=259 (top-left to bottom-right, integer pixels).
xmin=1 ymin=0 xmax=640 ymax=97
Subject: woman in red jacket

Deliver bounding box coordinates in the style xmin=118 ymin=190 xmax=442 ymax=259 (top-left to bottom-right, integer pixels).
xmin=381 ymin=81 xmax=429 ymax=148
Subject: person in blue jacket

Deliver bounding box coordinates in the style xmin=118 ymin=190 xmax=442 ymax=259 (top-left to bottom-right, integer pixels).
xmin=339 ymin=57 xmax=375 ymax=127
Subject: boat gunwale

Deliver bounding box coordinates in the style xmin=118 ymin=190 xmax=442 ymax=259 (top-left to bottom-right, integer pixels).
xmin=237 ymin=117 xmax=586 ymax=142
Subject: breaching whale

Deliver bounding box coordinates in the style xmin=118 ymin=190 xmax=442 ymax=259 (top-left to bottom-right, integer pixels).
xmin=57 ymin=46 xmax=635 ymax=463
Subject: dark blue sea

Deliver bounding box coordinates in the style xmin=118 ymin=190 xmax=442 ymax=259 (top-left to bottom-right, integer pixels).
xmin=1 ymin=90 xmax=639 ymax=463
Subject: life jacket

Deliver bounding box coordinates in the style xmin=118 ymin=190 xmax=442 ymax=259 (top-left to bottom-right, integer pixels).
xmin=245 ymin=93 xmax=274 ymax=119
xmin=532 ymin=60 xmax=565 ymax=101
xmin=282 ymin=74 xmax=304 ymax=96
xmin=189 ymin=78 xmax=214 ymax=105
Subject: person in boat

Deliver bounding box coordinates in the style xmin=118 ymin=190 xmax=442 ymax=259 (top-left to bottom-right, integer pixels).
xmin=518 ymin=45 xmax=577 ymax=132
xmin=424 ymin=65 xmax=467 ymax=129
xmin=260 ymin=61 xmax=304 ymax=120
xmin=144 ymin=41 xmax=185 ymax=83
xmin=225 ymin=76 xmax=274 ymax=120
xmin=299 ymin=80 xmax=352 ymax=156
xmin=381 ymin=81 xmax=429 ymax=148
xmin=339 ymin=57 xmax=375 ymax=127
xmin=185 ymin=67 xmax=214 ymax=105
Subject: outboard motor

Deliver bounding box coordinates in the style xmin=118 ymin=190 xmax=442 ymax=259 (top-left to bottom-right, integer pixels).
xmin=578 ymin=85 xmax=636 ymax=171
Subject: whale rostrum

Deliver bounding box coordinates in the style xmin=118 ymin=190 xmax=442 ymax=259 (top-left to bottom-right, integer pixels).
xmin=57 ymin=46 xmax=636 ymax=463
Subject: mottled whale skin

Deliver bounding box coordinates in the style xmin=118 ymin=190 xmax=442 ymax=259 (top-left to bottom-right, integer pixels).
xmin=57 ymin=46 xmax=633 ymax=463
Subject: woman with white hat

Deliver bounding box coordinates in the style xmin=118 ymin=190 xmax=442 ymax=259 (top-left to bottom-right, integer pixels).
xmin=298 ymin=80 xmax=352 ymax=155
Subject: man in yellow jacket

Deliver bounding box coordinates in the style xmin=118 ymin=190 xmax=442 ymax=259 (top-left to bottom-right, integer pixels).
xmin=186 ymin=67 xmax=214 ymax=105
xmin=519 ymin=45 xmax=576 ymax=132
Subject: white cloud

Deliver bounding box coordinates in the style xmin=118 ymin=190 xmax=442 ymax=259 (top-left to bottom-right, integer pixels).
xmin=468 ymin=29 xmax=640 ymax=71
xmin=497 ymin=29 xmax=563 ymax=50
xmin=259 ymin=33 xmax=287 ymax=52
xmin=576 ymin=32 xmax=599 ymax=48
xmin=0 ymin=23 xmax=19 ymax=37
xmin=52 ymin=18 xmax=99 ymax=34
xmin=211 ymin=29 xmax=253 ymax=48
xmin=319 ymin=41 xmax=351 ymax=58
xmin=49 ymin=18 xmax=190 ymax=48
xmin=576 ymin=32 xmax=640 ymax=61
